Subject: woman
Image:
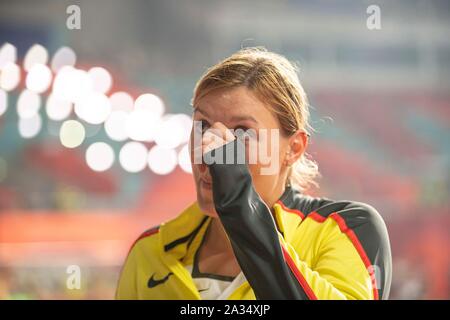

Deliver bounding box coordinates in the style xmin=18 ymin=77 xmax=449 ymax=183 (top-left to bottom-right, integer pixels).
xmin=116 ymin=47 xmax=392 ymax=300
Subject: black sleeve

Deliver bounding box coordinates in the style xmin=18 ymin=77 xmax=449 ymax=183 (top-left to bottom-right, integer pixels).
xmin=205 ymin=139 xmax=312 ymax=300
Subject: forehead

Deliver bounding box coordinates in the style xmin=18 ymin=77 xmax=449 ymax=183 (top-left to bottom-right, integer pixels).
xmin=194 ymin=86 xmax=277 ymax=125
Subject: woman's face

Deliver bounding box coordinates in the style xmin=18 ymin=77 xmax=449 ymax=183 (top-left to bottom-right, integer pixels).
xmin=190 ymin=86 xmax=293 ymax=217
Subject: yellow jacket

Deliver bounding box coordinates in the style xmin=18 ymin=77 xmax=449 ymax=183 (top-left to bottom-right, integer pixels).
xmin=116 ymin=193 xmax=391 ymax=299
xmin=117 ymin=140 xmax=392 ymax=300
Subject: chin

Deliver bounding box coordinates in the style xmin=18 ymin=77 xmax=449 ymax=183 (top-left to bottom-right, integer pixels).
xmin=193 ymin=176 xmax=218 ymax=217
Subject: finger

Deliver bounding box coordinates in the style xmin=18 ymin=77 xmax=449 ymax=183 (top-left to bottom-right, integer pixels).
xmin=202 ymin=138 xmax=226 ymax=154
xmin=203 ymin=144 xmax=218 ymax=155
xmin=202 ymin=130 xmax=219 ymax=144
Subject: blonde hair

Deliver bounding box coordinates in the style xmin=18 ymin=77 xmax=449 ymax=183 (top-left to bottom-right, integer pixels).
xmin=192 ymin=47 xmax=319 ymax=192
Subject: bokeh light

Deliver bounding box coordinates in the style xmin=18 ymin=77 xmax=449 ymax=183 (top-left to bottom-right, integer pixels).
xmin=59 ymin=120 xmax=85 ymax=148
xmin=0 ymin=62 xmax=20 ymax=91
xmin=85 ymin=142 xmax=115 ymax=172
xmin=45 ymin=93 xmax=72 ymax=121
xmin=18 ymin=114 xmax=42 ymax=138
xmin=74 ymin=92 xmax=111 ymax=125
xmin=26 ymin=63 xmax=52 ymax=93
xmin=0 ymin=43 xmax=17 ymax=69
xmin=109 ymin=91 xmax=134 ymax=113
xmin=51 ymin=46 xmax=77 ymax=72
xmin=154 ymin=114 xmax=192 ymax=149
xmin=88 ymin=67 xmax=112 ymax=94
xmin=134 ymin=93 xmax=165 ymax=116
xmin=125 ymin=93 xmax=164 ymax=142
xmin=147 ymin=145 xmax=178 ymax=175
xmin=104 ymin=111 xmax=129 ymax=142
xmin=17 ymin=89 xmax=41 ymax=119
xmin=53 ymin=66 xmax=93 ymax=103
xmin=125 ymin=108 xmax=159 ymax=142
xmin=23 ymin=44 xmax=48 ymax=72
xmin=119 ymin=141 xmax=148 ymax=173
xmin=178 ymin=144 xmax=192 ymax=174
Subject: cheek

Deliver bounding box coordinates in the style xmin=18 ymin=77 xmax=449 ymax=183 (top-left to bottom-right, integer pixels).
xmin=245 ymin=133 xmax=288 ymax=195
xmin=247 ymin=162 xmax=277 ymax=194
xmin=246 ymin=133 xmax=287 ymax=172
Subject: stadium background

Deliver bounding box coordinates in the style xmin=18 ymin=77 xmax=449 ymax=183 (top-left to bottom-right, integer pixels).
xmin=0 ymin=0 xmax=449 ymax=299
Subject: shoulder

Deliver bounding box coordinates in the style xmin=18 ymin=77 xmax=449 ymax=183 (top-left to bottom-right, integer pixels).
xmin=290 ymin=193 xmax=392 ymax=299
xmin=310 ymin=199 xmax=392 ymax=300
xmin=284 ymin=187 xmax=387 ymax=230
xmin=127 ymin=225 xmax=161 ymax=255
xmin=288 ymin=186 xmax=382 ymax=225
xmin=311 ymin=199 xmax=385 ymax=228
xmin=303 ymin=197 xmax=388 ymax=238
xmin=290 ymin=190 xmax=390 ymax=246
xmin=301 ymin=197 xmax=391 ymax=265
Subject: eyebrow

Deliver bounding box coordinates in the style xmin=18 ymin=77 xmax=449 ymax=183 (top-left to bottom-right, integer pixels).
xmin=229 ymin=115 xmax=258 ymax=124
xmin=193 ymin=107 xmax=209 ymax=118
xmin=193 ymin=108 xmax=258 ymax=124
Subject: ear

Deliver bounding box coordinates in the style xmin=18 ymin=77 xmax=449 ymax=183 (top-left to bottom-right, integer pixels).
xmin=285 ymin=130 xmax=308 ymax=166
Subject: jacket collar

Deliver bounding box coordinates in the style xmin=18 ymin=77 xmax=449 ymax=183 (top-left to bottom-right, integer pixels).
xmin=159 ymin=202 xmax=211 ymax=261
xmin=158 ymin=186 xmax=302 ymax=261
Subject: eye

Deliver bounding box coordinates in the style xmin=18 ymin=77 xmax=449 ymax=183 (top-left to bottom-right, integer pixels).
xmin=234 ymin=125 xmax=257 ymax=142
xmin=234 ymin=125 xmax=249 ymax=132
